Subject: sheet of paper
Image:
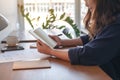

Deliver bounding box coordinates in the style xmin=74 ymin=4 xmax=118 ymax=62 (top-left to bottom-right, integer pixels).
xmin=0 ymin=49 xmax=50 ymax=63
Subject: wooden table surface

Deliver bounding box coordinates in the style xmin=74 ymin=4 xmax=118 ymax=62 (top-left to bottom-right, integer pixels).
xmin=0 ymin=31 xmax=112 ymax=80
xmin=12 ymin=54 xmax=112 ymax=80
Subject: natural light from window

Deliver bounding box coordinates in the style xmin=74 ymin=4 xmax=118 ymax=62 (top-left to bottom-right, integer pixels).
xmin=24 ymin=0 xmax=75 ymax=31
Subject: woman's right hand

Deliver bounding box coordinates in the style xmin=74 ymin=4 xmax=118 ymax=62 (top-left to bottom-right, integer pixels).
xmin=49 ymin=35 xmax=83 ymax=47
xmin=49 ymin=35 xmax=62 ymax=46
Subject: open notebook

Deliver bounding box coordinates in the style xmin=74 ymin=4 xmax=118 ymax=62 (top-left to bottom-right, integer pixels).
xmin=29 ymin=27 xmax=57 ymax=49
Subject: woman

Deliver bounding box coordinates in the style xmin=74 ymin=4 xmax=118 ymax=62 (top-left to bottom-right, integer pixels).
xmin=37 ymin=0 xmax=120 ymax=79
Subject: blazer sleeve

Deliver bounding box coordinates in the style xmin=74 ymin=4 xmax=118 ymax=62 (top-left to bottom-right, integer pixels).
xmin=68 ymin=24 xmax=120 ymax=66
xmin=80 ymin=35 xmax=90 ymax=45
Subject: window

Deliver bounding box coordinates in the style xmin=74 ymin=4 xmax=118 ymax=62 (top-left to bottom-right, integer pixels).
xmin=23 ymin=0 xmax=75 ymax=31
xmin=18 ymin=0 xmax=88 ymax=35
xmin=81 ymin=0 xmax=88 ymax=34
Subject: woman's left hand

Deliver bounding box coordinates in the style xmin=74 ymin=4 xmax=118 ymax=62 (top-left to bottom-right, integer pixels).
xmin=37 ymin=40 xmax=52 ymax=55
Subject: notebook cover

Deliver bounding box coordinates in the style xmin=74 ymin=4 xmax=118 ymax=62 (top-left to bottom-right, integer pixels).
xmin=13 ymin=60 xmax=50 ymax=70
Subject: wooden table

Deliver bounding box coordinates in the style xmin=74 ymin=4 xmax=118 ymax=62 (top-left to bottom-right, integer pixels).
xmin=12 ymin=57 xmax=112 ymax=80
xmin=0 ymin=31 xmax=112 ymax=80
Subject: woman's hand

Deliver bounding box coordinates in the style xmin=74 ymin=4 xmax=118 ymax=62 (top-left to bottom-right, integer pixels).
xmin=37 ymin=40 xmax=70 ymax=62
xmin=37 ymin=40 xmax=52 ymax=55
xmin=49 ymin=35 xmax=83 ymax=47
xmin=49 ymin=35 xmax=62 ymax=46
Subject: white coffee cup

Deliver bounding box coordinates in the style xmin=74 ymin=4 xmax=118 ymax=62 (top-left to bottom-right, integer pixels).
xmin=6 ymin=36 xmax=19 ymax=46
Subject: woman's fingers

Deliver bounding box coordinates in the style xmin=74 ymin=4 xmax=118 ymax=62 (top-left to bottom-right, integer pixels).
xmin=49 ymin=35 xmax=62 ymax=46
xmin=37 ymin=40 xmax=46 ymax=46
xmin=37 ymin=39 xmax=50 ymax=48
xmin=36 ymin=39 xmax=51 ymax=54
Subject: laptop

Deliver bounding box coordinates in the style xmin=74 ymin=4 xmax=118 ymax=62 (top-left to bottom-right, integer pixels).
xmin=0 ymin=62 xmax=13 ymax=80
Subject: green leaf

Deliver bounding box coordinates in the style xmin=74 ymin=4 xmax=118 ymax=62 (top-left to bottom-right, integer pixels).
xmin=37 ymin=16 xmax=40 ymax=21
xmin=60 ymin=13 xmax=65 ymax=20
xmin=58 ymin=26 xmax=65 ymax=29
xmin=65 ymin=33 xmax=72 ymax=39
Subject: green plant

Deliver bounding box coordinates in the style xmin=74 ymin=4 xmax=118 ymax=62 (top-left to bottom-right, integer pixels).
xmin=18 ymin=4 xmax=40 ymax=29
xmin=18 ymin=5 xmax=80 ymax=39
xmin=42 ymin=9 xmax=80 ymax=39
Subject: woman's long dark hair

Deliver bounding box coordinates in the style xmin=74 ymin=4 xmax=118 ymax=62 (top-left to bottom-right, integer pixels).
xmin=84 ymin=0 xmax=120 ymax=39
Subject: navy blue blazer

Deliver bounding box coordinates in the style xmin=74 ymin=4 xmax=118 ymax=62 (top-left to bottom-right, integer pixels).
xmin=68 ymin=15 xmax=120 ymax=79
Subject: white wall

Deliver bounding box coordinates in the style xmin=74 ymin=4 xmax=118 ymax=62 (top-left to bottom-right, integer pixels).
xmin=0 ymin=0 xmax=18 ymax=31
